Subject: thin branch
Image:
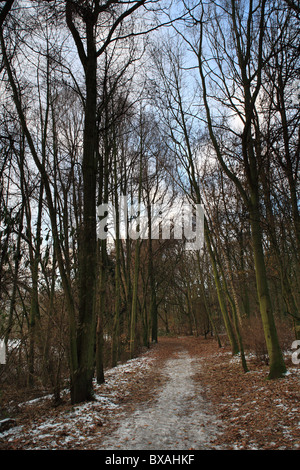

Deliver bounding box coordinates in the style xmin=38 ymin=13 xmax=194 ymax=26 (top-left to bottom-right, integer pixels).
xmin=96 ymin=0 xmax=146 ymax=57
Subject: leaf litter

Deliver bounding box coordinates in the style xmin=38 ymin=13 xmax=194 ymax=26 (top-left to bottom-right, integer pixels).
xmin=0 ymin=336 xmax=299 ymax=450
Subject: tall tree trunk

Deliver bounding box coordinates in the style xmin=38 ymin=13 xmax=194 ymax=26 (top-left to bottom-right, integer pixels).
xmin=111 ymin=204 xmax=121 ymax=367
xmin=96 ymin=239 xmax=106 ymax=384
xmin=28 ymin=179 xmax=43 ymax=386
xmin=129 ymin=238 xmax=141 ymax=358
xmin=249 ymin=198 xmax=287 ymax=378
xmin=129 ymin=148 xmax=143 ymax=357
xmin=148 ymin=210 xmax=158 ymax=344
xmin=196 ymin=251 xmax=222 ymax=347
xmin=197 ymin=5 xmax=286 ymax=377
xmin=71 ymin=22 xmax=98 ymax=402
xmin=204 ymin=220 xmax=239 ymax=355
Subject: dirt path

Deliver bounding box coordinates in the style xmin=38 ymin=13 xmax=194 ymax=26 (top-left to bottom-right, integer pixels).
xmin=97 ymin=338 xmax=222 ymax=450
xmin=1 ymin=335 xmax=298 ymax=450
xmin=0 ymin=336 xmax=222 ymax=450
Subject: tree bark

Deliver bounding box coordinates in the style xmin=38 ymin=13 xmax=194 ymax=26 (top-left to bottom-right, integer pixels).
xmin=71 ymin=21 xmax=98 ymax=401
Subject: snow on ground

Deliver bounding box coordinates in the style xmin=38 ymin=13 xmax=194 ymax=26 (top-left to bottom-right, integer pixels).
xmin=1 ymin=337 xmax=299 ymax=450
xmin=97 ymin=351 xmax=223 ymax=450
xmin=0 ymin=351 xmax=155 ymax=450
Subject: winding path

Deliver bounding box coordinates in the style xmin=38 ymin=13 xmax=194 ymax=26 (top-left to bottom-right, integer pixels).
xmin=99 ymin=343 xmax=221 ymax=450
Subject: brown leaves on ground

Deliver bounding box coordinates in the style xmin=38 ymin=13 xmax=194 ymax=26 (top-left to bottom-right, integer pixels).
xmin=184 ymin=336 xmax=300 ymax=450
xmin=0 ymin=336 xmax=299 ymax=450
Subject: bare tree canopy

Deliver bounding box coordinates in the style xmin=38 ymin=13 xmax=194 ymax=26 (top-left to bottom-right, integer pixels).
xmin=0 ymin=0 xmax=299 ymax=421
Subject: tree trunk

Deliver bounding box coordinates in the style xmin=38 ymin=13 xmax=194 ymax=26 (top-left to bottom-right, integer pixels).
xmin=148 ymin=216 xmax=158 ymax=344
xmin=96 ymin=239 xmax=106 ymax=384
xmin=129 ymin=147 xmax=143 ymax=357
xmin=205 ymin=221 xmax=239 ymax=354
xmin=71 ymin=26 xmax=98 ymax=402
xmin=196 ymin=252 xmax=222 ymax=347
xmin=249 ymin=200 xmax=287 ymax=378
xmin=130 ymin=238 xmax=141 ymax=358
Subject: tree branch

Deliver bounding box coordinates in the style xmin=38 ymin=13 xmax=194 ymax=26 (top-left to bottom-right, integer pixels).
xmin=0 ymin=0 xmax=14 ymax=28
xmin=96 ymin=0 xmax=146 ymax=57
xmin=66 ymin=0 xmax=87 ymax=70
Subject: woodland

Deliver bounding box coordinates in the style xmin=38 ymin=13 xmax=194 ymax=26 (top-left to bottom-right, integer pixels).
xmin=0 ymin=0 xmax=299 ymax=413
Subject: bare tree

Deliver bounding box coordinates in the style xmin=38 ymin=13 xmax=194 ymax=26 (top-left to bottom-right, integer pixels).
xmin=188 ymin=0 xmax=287 ymax=378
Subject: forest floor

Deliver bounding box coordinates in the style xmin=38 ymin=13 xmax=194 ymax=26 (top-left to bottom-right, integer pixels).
xmin=0 ymin=335 xmax=299 ymax=451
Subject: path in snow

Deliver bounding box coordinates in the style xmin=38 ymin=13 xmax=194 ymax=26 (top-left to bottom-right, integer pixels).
xmin=98 ymin=349 xmax=222 ymax=450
